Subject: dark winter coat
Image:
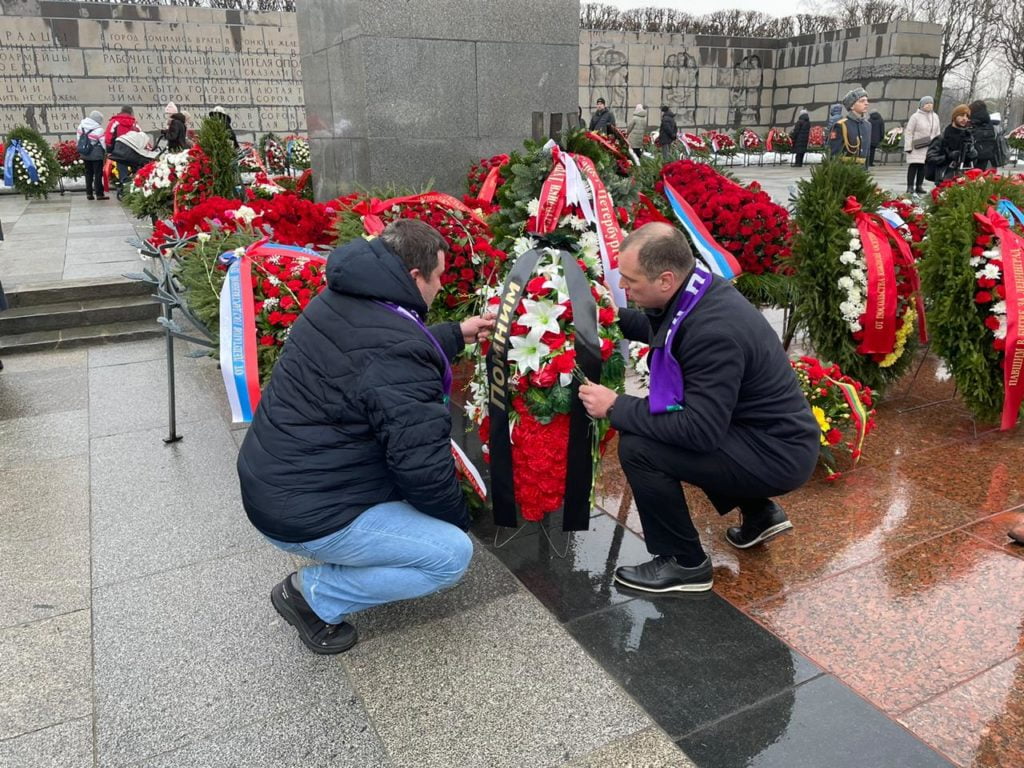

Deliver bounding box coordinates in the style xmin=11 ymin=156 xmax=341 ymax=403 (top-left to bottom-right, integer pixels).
xmin=210 ymin=111 xmax=240 ymax=149
xmin=237 ymin=237 xmax=470 ymax=543
xmin=612 ymin=275 xmax=819 ymax=490
xmin=828 ymin=113 xmax=872 ymax=160
xmin=970 ymin=103 xmax=997 ymax=164
xmin=790 ymin=114 xmax=811 ymax=153
xmin=657 ymin=110 xmax=678 ymax=146
xmin=825 ymin=103 xmax=844 ymax=135
xmin=589 ymin=107 xmax=616 ymax=134
xmin=869 ymin=111 xmax=885 ymax=147
xmin=164 ymin=113 xmax=189 ymax=152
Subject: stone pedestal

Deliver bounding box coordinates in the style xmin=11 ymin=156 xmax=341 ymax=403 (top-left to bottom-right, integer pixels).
xmin=295 ymin=0 xmax=579 ymax=199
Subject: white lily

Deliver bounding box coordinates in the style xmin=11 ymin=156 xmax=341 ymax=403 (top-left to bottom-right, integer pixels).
xmin=519 ymin=298 xmax=566 ymax=336
xmin=508 ymin=332 xmax=550 ymax=374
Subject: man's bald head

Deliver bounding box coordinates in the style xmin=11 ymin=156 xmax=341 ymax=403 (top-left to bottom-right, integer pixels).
xmin=619 ymin=222 xmax=695 ymax=281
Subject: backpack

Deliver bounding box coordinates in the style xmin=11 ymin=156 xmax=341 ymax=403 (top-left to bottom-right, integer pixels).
xmin=76 ymin=131 xmax=91 ymax=157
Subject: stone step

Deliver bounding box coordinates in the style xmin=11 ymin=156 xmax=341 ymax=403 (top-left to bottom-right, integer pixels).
xmin=0 ymin=318 xmax=163 ymax=355
xmin=4 ymin=276 xmax=152 ymax=309
xmin=0 ymin=294 xmax=159 ymax=335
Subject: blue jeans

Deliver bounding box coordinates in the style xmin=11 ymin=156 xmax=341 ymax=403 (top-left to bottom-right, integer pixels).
xmin=265 ymin=501 xmax=473 ymax=624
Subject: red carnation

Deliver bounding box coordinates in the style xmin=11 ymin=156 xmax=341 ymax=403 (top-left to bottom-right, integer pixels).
xmin=975 ymin=291 xmax=993 ymax=304
xmin=984 ymin=315 xmax=1001 ymax=331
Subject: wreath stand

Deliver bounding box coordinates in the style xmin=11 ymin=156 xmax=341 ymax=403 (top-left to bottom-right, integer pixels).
xmin=493 ymin=518 xmax=573 ymax=558
xmin=123 ymin=233 xmax=216 ymax=445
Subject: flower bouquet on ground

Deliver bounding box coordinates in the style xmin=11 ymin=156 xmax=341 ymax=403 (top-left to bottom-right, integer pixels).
xmin=680 ymin=132 xmax=710 ymax=157
xmin=739 ymin=129 xmax=763 ymax=154
xmin=332 ymin=190 xmax=507 ymax=324
xmin=3 ymin=126 xmax=59 ymax=199
xmin=791 ymin=356 xmax=876 ymax=479
xmin=879 ymin=126 xmax=904 ymax=153
xmin=653 ymin=159 xmax=793 ymax=306
xmin=1007 ymin=125 xmax=1024 ymax=153
xmin=124 ymin=147 xmax=214 ymax=221
xmin=238 ymin=142 xmax=263 ymax=173
xmin=246 ymin=171 xmax=288 ymax=200
xmin=53 ymin=139 xmax=83 ymax=179
xmin=285 ymin=136 xmax=310 ymax=170
xmin=259 ymin=132 xmax=287 ymax=173
xmin=808 ymin=125 xmax=826 ymax=152
xmin=705 ymin=130 xmax=738 ymax=157
xmin=920 ymin=171 xmax=1024 ymax=425
xmin=789 ymin=159 xmax=927 ymax=392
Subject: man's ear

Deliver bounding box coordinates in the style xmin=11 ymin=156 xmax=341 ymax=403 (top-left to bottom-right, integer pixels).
xmin=409 ymin=268 xmax=423 ymax=283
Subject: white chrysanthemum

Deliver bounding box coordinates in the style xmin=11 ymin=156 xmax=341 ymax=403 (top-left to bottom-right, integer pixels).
xmin=839 ymin=251 xmax=859 ymax=265
xmin=234 ymin=205 xmax=258 ymax=224
xmin=969 ymin=256 xmax=984 ymax=267
xmin=994 ymin=317 xmax=1008 ymax=339
xmin=512 ymin=236 xmax=537 ymax=256
xmin=837 ymin=276 xmax=855 ymax=290
xmin=526 ymin=198 xmax=541 ymax=217
xmin=579 ymin=231 xmax=600 ymax=251
xmin=849 ymin=238 xmax=862 ymax=251
xmin=991 ymin=300 xmax=1007 ymax=315
xmin=848 ymin=228 xmax=860 ymax=237
xmin=980 ymin=264 xmax=1002 ymax=280
xmin=983 ymin=249 xmax=999 ymax=259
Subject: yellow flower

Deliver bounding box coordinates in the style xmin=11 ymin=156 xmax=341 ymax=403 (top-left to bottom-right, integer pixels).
xmin=812 ymin=405 xmax=830 ymax=445
xmin=879 ymin=306 xmax=916 ymax=368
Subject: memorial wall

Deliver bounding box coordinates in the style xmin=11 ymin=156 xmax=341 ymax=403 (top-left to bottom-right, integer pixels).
xmin=0 ymin=0 xmax=305 ymax=141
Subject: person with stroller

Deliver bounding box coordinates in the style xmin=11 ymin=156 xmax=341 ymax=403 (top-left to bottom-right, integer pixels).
xmin=77 ymin=111 xmax=108 ymax=201
xmin=104 ymin=106 xmax=139 ymax=153
xmin=109 ymin=130 xmax=160 ymax=198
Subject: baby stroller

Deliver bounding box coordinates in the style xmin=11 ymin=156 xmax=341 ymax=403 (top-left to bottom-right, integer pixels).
xmin=109 ymin=131 xmax=162 ymax=199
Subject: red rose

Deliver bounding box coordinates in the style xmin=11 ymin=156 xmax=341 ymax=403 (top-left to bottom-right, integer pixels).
xmin=530 ymin=364 xmax=558 ymax=388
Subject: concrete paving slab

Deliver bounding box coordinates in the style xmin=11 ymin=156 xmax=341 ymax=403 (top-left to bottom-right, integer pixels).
xmin=92 ymin=547 xmax=358 ymax=766
xmin=87 ymin=337 xmax=199 ymax=368
xmin=134 ymin=698 xmax=391 ymax=768
xmin=0 ymin=348 xmax=87 ymax=372
xmin=62 ymin=261 xmax=145 ymax=281
xmin=0 ymin=364 xmax=88 ymax=420
xmin=0 ymin=409 xmax=88 ymax=468
xmin=0 ymin=610 xmax=92 ymax=740
xmin=345 ymin=591 xmax=651 ymax=768
xmin=90 ymin=418 xmax=263 ymax=587
xmin=87 ymin=356 xmax=225 ymax=437
xmin=0 ymin=271 xmax=64 ymax=287
xmin=0 ymin=717 xmax=93 ymax=768
xmin=0 ymin=458 xmax=91 ymax=626
xmin=560 ymin=727 xmax=696 ymax=768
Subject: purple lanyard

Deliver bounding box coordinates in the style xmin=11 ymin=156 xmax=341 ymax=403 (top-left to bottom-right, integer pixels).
xmin=648 ymin=263 xmax=711 ymax=414
xmin=375 ymin=301 xmax=452 ymax=400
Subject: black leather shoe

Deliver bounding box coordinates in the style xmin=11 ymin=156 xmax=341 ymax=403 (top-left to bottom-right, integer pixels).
xmin=614 ymin=555 xmax=713 ymax=593
xmin=271 ymin=573 xmax=358 ymax=655
xmin=726 ymin=500 xmax=793 ymax=549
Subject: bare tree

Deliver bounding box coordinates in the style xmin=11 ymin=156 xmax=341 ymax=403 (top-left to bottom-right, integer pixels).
xmin=996 ymin=0 xmax=1024 ymax=125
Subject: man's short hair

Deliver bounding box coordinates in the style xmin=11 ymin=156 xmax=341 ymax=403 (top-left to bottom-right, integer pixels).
xmin=381 ymin=219 xmax=447 ymax=276
xmin=121 ymin=106 xmax=133 ymax=115
xmin=596 ymin=98 xmax=606 ymax=105
xmin=620 ymin=223 xmax=695 ymax=280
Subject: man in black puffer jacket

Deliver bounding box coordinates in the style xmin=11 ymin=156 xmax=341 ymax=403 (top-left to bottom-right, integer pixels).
xmin=969 ymin=100 xmax=997 ymax=171
xmin=239 ymin=219 xmax=494 ymax=654
xmin=579 ymin=223 xmax=819 ymax=593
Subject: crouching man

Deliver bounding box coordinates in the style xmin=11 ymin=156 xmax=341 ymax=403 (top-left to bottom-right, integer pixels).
xmin=238 ymin=219 xmax=494 ymax=653
xmin=579 ymin=223 xmax=820 ymax=593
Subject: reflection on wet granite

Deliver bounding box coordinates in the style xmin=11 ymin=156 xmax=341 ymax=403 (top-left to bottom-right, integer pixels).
xmin=884 ymin=352 xmax=959 ymax=406
xmin=567 ymin=593 xmax=822 ymax=738
xmin=966 ymin=509 xmax=1024 ymax=558
xmin=679 ymin=675 xmax=953 ymax=768
xmin=481 ymin=513 xmax=656 ymax=622
xmin=752 ymin=532 xmax=1024 ymax=715
xmin=892 ymin=431 xmax=1024 ymax=514
xmin=901 ymin=653 xmax=1024 ymax=768
xmin=857 ymin=397 xmax=992 ymax=466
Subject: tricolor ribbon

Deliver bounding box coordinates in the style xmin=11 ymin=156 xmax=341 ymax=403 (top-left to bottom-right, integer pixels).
xmin=824 ymin=374 xmax=870 ymax=462
xmin=843 ymin=197 xmax=898 ymax=355
xmin=998 ymin=199 xmax=1024 ymax=228
xmin=349 ymin=192 xmax=487 ymax=236
xmin=974 ymin=206 xmax=1024 ymax=430
xmin=662 ymin=181 xmax=743 ymax=280
xmin=217 ymin=239 xmax=325 ymax=423
xmin=3 ymin=140 xmax=39 ymax=186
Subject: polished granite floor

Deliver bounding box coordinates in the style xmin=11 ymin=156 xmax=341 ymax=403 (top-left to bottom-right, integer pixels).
xmin=459 ymin=350 xmax=1024 ymax=768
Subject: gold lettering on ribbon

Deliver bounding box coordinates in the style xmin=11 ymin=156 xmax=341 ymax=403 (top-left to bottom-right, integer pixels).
xmin=489 ymin=280 xmax=521 ymax=410
xmin=1009 ymin=243 xmax=1024 ymax=388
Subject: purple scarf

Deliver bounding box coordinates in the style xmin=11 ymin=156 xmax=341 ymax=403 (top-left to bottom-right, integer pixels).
xmin=375 ymin=301 xmax=452 ymax=400
xmin=648 ymin=263 xmax=711 ymax=413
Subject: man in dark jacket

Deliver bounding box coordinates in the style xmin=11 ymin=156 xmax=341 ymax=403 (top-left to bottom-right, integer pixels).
xmin=828 ymin=88 xmax=872 ymax=163
xmin=656 ymin=106 xmax=678 ymax=161
xmin=238 ymin=219 xmax=494 ymax=653
xmin=589 ymin=97 xmax=616 ymax=135
xmin=579 ymin=223 xmax=819 ymax=592
xmin=868 ymin=110 xmax=885 ymax=167
xmin=790 ymin=110 xmax=810 ymax=167
xmin=969 ymin=100 xmax=997 ymax=171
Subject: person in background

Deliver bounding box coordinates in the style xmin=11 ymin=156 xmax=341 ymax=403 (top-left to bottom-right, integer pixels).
xmin=208 ymin=105 xmax=239 ymax=149
xmin=938 ymin=104 xmax=977 ymax=180
xmin=626 ymin=103 xmax=647 ymax=154
xmin=103 ymin=106 xmax=139 ymax=152
xmin=589 ymin=97 xmax=616 ymax=135
xmin=903 ymin=96 xmax=941 ymax=196
xmin=969 ymin=100 xmax=997 ymax=171
xmin=827 ymin=89 xmax=871 ymax=163
xmin=162 ymin=102 xmax=190 ymax=152
xmin=656 ymin=106 xmax=678 ymax=161
xmin=77 ymin=110 xmax=108 ymax=201
xmin=825 ymin=102 xmax=843 ymax=135
xmin=790 ymin=109 xmax=810 ymax=168
xmin=868 ymin=110 xmax=885 ymax=168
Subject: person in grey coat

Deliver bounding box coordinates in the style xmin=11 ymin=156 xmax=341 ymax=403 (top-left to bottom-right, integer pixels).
xmin=827 ymin=88 xmax=872 ymax=163
xmin=903 ymin=96 xmax=941 ymax=194
xmin=626 ymin=104 xmax=647 ymax=151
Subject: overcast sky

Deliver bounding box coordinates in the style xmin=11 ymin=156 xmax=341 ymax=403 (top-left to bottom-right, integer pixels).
xmin=600 ymin=0 xmax=811 ymax=17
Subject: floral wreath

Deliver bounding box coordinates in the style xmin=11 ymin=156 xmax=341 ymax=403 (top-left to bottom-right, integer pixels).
xmin=3 ymin=126 xmax=59 ymax=199
xmin=739 ymin=129 xmax=763 ymax=152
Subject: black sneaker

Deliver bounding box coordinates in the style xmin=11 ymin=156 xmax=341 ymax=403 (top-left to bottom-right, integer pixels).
xmin=613 ymin=555 xmax=713 ymax=593
xmin=270 ymin=573 xmax=358 ymax=655
xmin=726 ymin=501 xmax=793 ymax=549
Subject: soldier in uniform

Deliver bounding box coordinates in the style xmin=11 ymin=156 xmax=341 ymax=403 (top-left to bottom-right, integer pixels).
xmin=828 ymin=88 xmax=872 ymax=163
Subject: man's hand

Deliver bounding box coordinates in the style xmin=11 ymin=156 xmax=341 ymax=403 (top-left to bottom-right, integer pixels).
xmin=460 ymin=313 xmax=496 ymax=345
xmin=579 ymin=382 xmax=618 ymax=419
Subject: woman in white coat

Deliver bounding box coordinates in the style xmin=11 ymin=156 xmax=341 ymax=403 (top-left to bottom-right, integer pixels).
xmin=903 ymin=96 xmax=941 ymax=195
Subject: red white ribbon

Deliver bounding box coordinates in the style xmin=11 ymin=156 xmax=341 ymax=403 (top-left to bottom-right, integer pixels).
xmin=347 ymin=192 xmax=487 ymax=236
xmin=844 ymin=197 xmax=897 ymax=355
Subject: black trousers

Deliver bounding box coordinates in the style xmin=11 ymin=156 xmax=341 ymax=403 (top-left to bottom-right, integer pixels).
xmin=906 ymin=163 xmax=925 ymax=191
xmin=793 ymin=152 xmax=805 ymax=167
xmin=83 ymin=159 xmax=104 ymax=198
xmin=619 ymin=433 xmax=793 ymax=564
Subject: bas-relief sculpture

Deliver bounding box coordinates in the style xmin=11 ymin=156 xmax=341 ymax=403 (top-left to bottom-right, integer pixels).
xmin=663 ymin=52 xmax=697 ymax=125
